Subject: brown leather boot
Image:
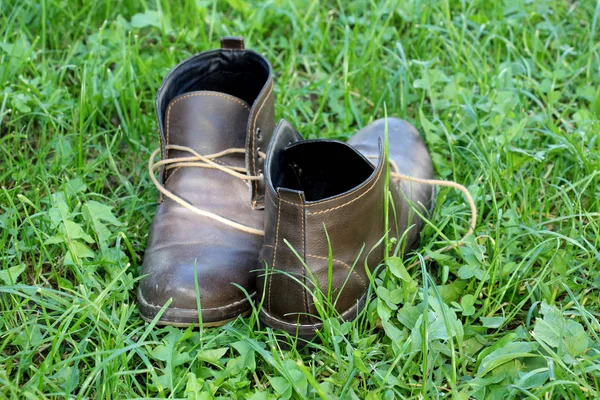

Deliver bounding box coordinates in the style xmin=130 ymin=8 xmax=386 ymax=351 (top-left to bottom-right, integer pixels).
xmin=257 ymin=118 xmax=434 ymax=337
xmin=138 ymin=37 xmax=274 ymax=326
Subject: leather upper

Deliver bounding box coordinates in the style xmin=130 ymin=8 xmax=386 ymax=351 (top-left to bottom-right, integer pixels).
xmin=259 ymin=118 xmax=434 ymax=326
xmin=155 ymin=48 xmax=274 ymax=209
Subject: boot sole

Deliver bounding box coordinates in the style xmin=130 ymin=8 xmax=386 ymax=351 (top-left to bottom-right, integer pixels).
xmin=137 ymin=287 xmax=254 ymax=327
xmin=259 ymin=293 xmax=367 ymax=341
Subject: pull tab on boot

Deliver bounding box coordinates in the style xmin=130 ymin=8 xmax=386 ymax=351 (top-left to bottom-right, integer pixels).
xmin=220 ymin=36 xmax=245 ymax=50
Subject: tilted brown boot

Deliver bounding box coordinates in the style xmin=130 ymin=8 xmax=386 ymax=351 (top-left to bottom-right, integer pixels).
xmin=138 ymin=37 xmax=275 ymax=326
xmin=257 ymin=118 xmax=434 ymax=337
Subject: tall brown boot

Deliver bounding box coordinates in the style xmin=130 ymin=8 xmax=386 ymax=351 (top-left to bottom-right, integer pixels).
xmin=138 ymin=37 xmax=275 ymax=326
xmin=257 ymin=118 xmax=434 ymax=338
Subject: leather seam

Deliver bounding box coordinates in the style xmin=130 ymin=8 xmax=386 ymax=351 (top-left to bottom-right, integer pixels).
xmin=166 ymin=92 xmax=251 ymax=161
xmin=268 ymin=195 xmax=282 ymax=314
xmin=159 ymin=166 xmax=183 ymax=204
xmin=140 ymin=289 xmax=256 ymax=311
xmin=267 ymin=190 xmax=301 ymax=207
xmin=306 ymin=254 xmax=367 ymax=289
xmin=307 ymin=162 xmax=382 ymax=206
xmin=308 ymin=165 xmax=383 ymax=215
xmin=163 ymin=166 xmax=182 ymax=185
xmin=265 ymin=163 xmax=383 ymax=210
xmin=158 ymin=125 xmax=165 ymax=203
xmin=298 ymin=193 xmax=310 ymax=323
xmin=260 ymin=291 xmax=367 ymax=330
xmin=267 ymin=192 xmax=278 ymax=209
xmin=250 ymin=81 xmax=273 ymax=207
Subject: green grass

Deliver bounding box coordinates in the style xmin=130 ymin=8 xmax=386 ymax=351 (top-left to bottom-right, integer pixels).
xmin=1 ymin=0 xmax=599 ymax=398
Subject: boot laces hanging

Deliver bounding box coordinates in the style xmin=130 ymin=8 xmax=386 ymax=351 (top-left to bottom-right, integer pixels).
xmin=367 ymin=155 xmax=478 ymax=269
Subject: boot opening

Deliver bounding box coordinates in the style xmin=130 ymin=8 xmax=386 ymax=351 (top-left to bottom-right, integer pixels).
xmin=273 ymin=141 xmax=375 ymax=202
xmin=158 ymin=51 xmax=270 ymax=120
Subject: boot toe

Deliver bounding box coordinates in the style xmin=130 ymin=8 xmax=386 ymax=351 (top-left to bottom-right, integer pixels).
xmin=137 ymin=244 xmax=256 ymax=326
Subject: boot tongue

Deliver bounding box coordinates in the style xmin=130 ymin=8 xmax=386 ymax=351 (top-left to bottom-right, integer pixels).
xmin=165 ymin=91 xmax=250 ymax=156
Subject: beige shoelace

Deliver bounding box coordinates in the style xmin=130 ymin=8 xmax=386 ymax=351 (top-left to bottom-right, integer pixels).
xmin=148 ymin=146 xmax=478 ymax=257
xmin=368 ymin=156 xmax=477 ymax=269
xmin=148 ymin=144 xmax=266 ymax=236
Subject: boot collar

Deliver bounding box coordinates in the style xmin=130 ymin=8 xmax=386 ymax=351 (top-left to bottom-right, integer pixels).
xmin=265 ymin=119 xmax=384 ymax=205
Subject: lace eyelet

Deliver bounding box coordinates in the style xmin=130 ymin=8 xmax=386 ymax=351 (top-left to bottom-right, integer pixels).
xmin=255 ymin=127 xmax=261 ymax=140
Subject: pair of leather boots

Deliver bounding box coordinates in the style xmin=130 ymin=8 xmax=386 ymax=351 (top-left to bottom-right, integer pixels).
xmin=137 ymin=37 xmax=435 ymax=338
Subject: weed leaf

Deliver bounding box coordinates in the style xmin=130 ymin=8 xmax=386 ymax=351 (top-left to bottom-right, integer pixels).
xmin=0 ymin=263 xmax=26 ymax=285
xmin=477 ymin=342 xmax=537 ymax=377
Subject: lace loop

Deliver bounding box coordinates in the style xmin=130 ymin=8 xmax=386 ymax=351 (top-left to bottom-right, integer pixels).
xmin=367 ymin=155 xmax=478 ymax=269
xmin=149 ymin=145 xmax=266 ymax=236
